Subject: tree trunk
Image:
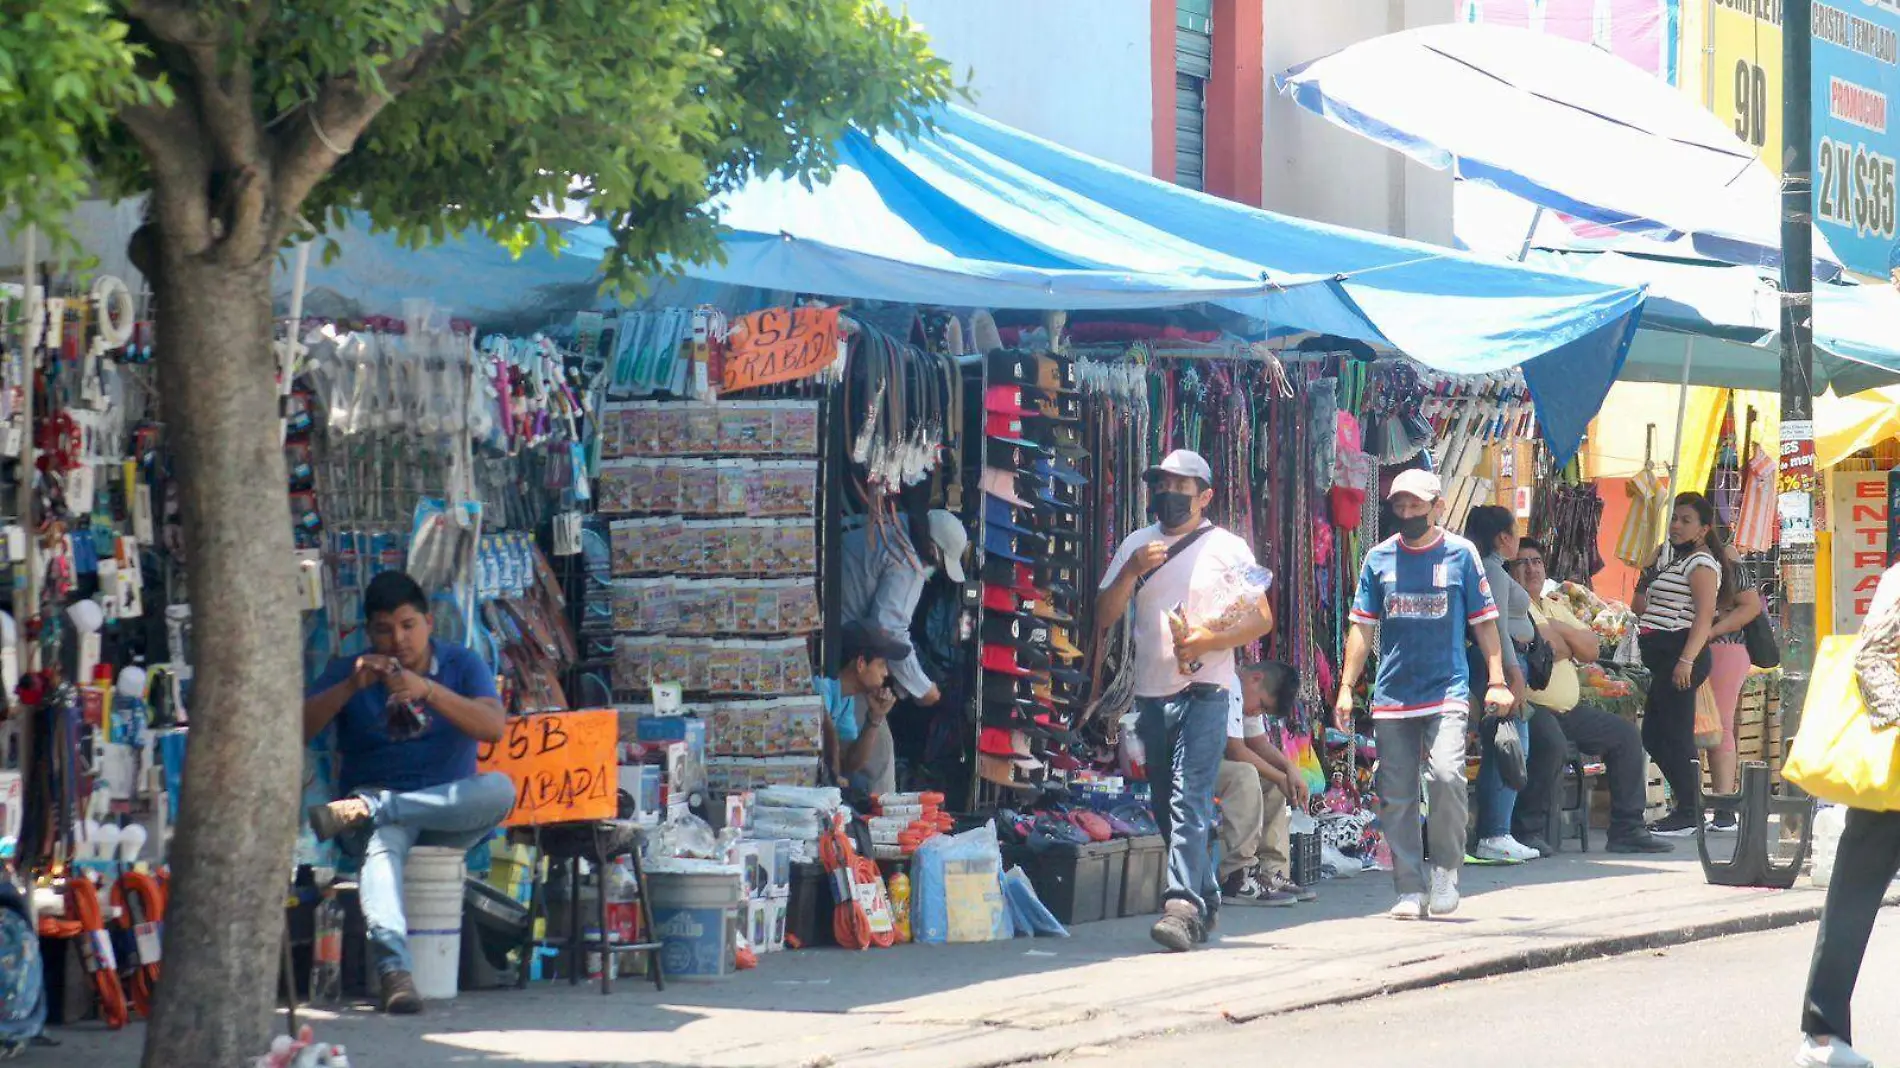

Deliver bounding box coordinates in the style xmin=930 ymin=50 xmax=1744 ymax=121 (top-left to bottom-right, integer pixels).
xmin=139 ymin=242 xmax=301 ymax=1067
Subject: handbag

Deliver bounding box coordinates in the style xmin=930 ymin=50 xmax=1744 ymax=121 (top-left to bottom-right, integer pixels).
xmin=1743 ymin=610 xmax=1781 ymax=669
xmin=1783 ymin=636 xmax=1900 ymax=811
xmin=1519 ymin=634 xmax=1556 ymax=692
xmin=1693 ymin=680 xmax=1724 ymax=749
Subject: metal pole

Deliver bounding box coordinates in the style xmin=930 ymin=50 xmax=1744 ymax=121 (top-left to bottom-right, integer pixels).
xmin=1666 ymin=338 xmax=1697 ymax=495
xmin=17 ymin=226 xmax=37 ymax=672
xmin=1779 ymin=0 xmax=1818 ymax=736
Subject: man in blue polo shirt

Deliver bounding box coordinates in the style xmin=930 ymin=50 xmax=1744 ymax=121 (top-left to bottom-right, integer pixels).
xmin=303 ymin=570 xmax=513 ymax=1014
xmin=1334 ymin=470 xmax=1514 ymax=922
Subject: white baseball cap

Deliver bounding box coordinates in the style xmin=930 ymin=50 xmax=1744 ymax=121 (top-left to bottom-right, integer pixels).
xmin=925 ymin=509 xmax=969 ymax=583
xmin=1387 ymin=468 xmax=1443 ymax=503
xmin=1145 ymin=449 xmax=1214 ymax=485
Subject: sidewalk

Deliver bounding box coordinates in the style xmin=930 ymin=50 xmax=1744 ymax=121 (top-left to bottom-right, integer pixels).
xmin=40 ymin=838 xmax=1862 ymax=1068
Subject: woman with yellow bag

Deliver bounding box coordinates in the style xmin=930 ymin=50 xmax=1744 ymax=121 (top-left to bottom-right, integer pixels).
xmin=1788 ymin=562 xmax=1900 ymax=1068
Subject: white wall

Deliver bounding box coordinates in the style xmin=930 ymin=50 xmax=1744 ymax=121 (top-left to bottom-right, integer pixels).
xmin=896 ymin=0 xmax=1155 ymax=174
xmin=1262 ymin=0 xmax=1454 ymax=243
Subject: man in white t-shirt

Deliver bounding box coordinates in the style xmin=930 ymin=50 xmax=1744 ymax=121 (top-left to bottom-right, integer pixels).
xmin=1097 ymin=450 xmax=1275 ymax=952
xmin=1215 ymin=661 xmax=1319 ymax=906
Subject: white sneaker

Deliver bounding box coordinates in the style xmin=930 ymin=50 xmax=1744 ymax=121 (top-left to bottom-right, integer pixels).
xmin=1796 ymin=1036 xmax=1874 ymax=1067
xmin=1388 ymin=893 xmax=1426 ymax=921
xmin=1475 ymin=836 xmax=1538 ymax=863
xmin=1429 ymin=867 xmax=1461 ymax=917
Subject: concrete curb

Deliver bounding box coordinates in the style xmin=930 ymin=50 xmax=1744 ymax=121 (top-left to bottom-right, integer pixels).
xmin=966 ymin=892 xmax=1899 ymax=1067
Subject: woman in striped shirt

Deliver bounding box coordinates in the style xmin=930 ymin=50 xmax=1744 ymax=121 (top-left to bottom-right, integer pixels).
xmin=1632 ymin=492 xmax=1728 ymax=837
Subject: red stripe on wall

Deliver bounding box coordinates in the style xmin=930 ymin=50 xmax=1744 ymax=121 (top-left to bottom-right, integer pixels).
xmin=1151 ymin=0 xmax=1176 ymax=181
xmin=1205 ymin=0 xmax=1263 ymax=204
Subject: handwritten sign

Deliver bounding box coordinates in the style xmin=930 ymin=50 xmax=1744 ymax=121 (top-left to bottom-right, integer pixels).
xmin=720 ymin=306 xmax=842 ymax=393
xmin=477 ymin=710 xmax=618 ymax=827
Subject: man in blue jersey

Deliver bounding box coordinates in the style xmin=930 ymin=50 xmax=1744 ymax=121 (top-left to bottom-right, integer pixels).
xmin=303 ymin=570 xmax=513 ymax=1014
xmin=1333 ymin=470 xmax=1514 ymax=921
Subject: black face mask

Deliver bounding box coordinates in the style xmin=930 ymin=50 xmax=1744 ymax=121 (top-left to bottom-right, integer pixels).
xmin=1671 ymin=538 xmax=1700 ymax=556
xmin=1397 ymin=514 xmax=1432 ymax=541
xmin=1153 ymin=491 xmax=1196 ymax=530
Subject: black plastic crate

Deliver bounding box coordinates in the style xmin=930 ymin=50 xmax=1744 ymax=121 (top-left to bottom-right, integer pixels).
xmin=1118 ymin=835 xmax=1166 ymax=916
xmin=1290 ymin=831 xmax=1323 ymax=888
xmin=1002 ymin=839 xmax=1126 ymax=925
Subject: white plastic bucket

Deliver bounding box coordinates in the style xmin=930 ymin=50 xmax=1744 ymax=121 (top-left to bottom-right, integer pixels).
xmin=402 ymin=846 xmax=467 ymax=999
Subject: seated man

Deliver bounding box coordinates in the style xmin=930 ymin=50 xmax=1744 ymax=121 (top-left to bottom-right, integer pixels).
xmin=1510 ymin=541 xmax=1671 ymax=855
xmin=1216 ymin=661 xmax=1319 ymax=906
xmin=819 ymin=620 xmax=908 ymax=796
xmin=303 ymin=571 xmax=513 ymax=1014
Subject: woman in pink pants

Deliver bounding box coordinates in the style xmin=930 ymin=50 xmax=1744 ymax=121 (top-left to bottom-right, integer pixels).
xmin=1703 ymin=545 xmax=1763 ymax=830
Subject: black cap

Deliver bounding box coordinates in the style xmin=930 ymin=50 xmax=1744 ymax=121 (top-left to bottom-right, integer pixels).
xmin=981 ymin=612 xmax=1049 ymax=649
xmin=839 ymin=619 xmax=911 ymax=664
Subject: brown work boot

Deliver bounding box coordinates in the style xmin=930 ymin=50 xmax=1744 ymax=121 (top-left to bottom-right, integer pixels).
xmin=307 ymin=797 xmax=372 ymax=842
xmin=1149 ymin=899 xmax=1200 ymax=953
xmin=380 ymin=969 xmax=423 ymax=1014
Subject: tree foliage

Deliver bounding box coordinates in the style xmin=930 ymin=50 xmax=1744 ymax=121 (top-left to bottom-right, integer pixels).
xmin=0 ymin=0 xmax=953 ymax=282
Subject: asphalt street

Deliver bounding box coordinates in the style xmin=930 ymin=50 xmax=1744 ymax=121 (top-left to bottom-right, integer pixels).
xmin=1061 ymin=912 xmax=1900 ymax=1068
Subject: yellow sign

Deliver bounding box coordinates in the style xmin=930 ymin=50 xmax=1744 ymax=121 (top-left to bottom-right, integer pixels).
xmin=1707 ymin=0 xmax=1783 ymax=167
xmin=477 ymin=709 xmax=620 ymax=827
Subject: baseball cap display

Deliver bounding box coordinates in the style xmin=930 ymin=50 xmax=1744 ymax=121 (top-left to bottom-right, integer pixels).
xmin=985 ymin=350 xmax=1041 ymax=387
xmin=981 ymin=558 xmax=1041 ymax=600
xmin=980 ymin=611 xmax=1049 ymax=649
xmin=987 ymin=437 xmax=1043 ymax=472
xmin=1387 ymin=467 xmax=1443 ymax=502
xmin=980 ymin=643 xmax=1040 ymax=677
xmin=983 ymin=384 xmax=1038 ymax=418
xmin=1033 ymin=455 xmax=1088 ymax=487
xmin=982 ymin=583 xmax=1025 ymax=613
xmin=1033 ymin=353 xmax=1076 ymax=395
xmin=985 ymin=411 xmax=1054 ymax=444
xmin=1048 ymin=627 xmax=1084 ymax=662
xmin=983 ymin=527 xmax=1047 ymax=564
xmin=981 ymin=470 xmax=1035 ymax=510
xmin=1146 ymin=448 xmax=1213 ymax=484
xmin=1028 ymin=596 xmax=1074 ymax=625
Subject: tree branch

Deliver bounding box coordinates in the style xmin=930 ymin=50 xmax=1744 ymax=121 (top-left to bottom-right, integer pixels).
xmin=123 ymin=0 xmax=270 ymax=262
xmin=118 ymin=93 xmax=214 ymax=257
xmin=264 ymin=4 xmax=476 ymax=249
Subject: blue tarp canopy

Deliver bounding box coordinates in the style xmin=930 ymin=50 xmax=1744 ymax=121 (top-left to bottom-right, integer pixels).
xmin=562 ymin=106 xmax=1645 ymax=460
xmin=1522 ymin=248 xmax=1900 ymax=395
xmin=284 ymin=104 xmax=1646 ymax=459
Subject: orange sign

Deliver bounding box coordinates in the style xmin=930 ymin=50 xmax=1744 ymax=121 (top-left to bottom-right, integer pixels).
xmin=720 ymin=306 xmax=842 ymax=393
xmin=477 ymin=709 xmax=619 ymax=827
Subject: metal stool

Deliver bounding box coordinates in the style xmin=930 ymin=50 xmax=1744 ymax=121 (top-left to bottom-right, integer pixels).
xmin=517 ymin=821 xmax=665 ymax=994
xmin=1697 ymin=761 xmax=1813 ymax=888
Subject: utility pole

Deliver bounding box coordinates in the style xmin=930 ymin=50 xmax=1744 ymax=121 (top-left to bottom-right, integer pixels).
xmin=1779 ymin=0 xmax=1818 ymax=742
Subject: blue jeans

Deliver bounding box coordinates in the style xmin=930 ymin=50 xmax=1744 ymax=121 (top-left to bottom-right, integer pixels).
xmin=1475 ymin=713 xmax=1531 ymax=839
xmin=344 ymin=772 xmax=515 ymax=975
xmin=1137 ymin=686 xmax=1230 ymax=922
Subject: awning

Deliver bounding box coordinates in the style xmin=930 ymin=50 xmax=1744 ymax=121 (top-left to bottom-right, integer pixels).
xmin=1522 ymin=248 xmax=1900 ymax=395
xmin=1276 ymin=23 xmax=1844 ymax=280
xmin=570 ymin=105 xmax=1646 ymax=460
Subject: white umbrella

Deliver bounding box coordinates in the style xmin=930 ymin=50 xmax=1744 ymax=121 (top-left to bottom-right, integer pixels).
xmin=1276 ymin=22 xmax=1845 ymax=280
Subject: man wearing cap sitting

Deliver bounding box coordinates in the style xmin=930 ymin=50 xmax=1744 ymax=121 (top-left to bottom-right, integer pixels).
xmin=840 ymin=508 xmax=968 ymax=708
xmin=1216 ymin=661 xmax=1319 ymax=907
xmin=1335 ymin=469 xmax=1514 ymax=922
xmin=1097 ymin=449 xmax=1275 ymax=952
xmin=818 ymin=620 xmax=910 ymax=796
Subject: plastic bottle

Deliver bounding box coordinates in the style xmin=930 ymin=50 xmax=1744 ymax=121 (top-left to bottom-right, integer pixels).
xmin=888 ymin=870 xmax=912 ymax=944
xmin=309 ymin=888 xmax=344 ymax=1006
xmin=1812 ymin=805 xmax=1848 ymax=889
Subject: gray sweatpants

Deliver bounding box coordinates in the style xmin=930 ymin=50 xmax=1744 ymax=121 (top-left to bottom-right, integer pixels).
xmin=1374 ymin=710 xmax=1469 ymax=895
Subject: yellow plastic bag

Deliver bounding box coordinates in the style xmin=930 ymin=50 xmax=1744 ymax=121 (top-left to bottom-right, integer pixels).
xmin=1783 ymin=636 xmax=1900 ymax=811
xmin=1693 ymin=681 xmax=1723 ymax=749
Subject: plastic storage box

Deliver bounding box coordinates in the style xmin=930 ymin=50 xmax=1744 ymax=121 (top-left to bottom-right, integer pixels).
xmin=1119 ymin=835 xmax=1166 ymax=917
xmin=1002 ymin=839 xmax=1126 ymax=925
